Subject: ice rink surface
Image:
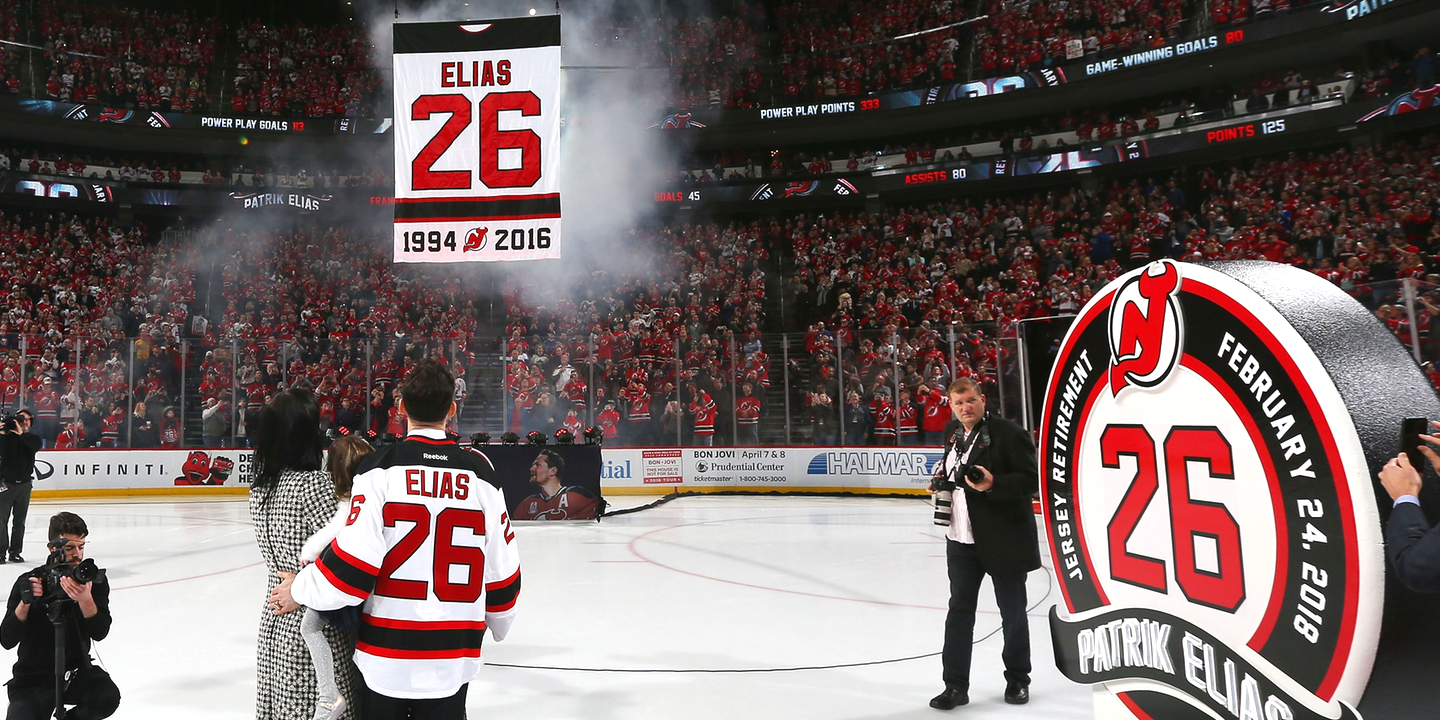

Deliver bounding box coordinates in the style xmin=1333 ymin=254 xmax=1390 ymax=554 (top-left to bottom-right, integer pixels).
xmin=0 ymin=495 xmax=1093 ymax=719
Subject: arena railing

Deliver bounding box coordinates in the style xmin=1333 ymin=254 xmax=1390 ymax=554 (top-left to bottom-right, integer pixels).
xmin=8 ymin=287 xmax=1426 ymax=452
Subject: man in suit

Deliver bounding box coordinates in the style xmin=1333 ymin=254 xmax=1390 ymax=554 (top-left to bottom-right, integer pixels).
xmin=928 ymin=377 xmax=1039 ymax=709
xmin=1380 ymin=421 xmax=1440 ymax=592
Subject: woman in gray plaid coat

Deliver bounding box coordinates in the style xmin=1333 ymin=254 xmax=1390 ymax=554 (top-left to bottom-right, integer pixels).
xmin=250 ymin=389 xmax=359 ymax=719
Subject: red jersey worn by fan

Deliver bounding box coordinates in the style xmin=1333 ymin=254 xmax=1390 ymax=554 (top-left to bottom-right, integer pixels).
xmin=290 ymin=429 xmax=521 ymax=699
xmin=512 ymin=449 xmax=599 ymax=521
xmin=512 ymin=487 xmax=599 ymax=521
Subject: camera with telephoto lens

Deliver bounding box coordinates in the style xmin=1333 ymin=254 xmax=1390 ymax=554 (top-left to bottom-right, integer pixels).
xmin=933 ymin=465 xmax=986 ymax=527
xmin=0 ymin=410 xmax=18 ymax=432
xmin=28 ymin=540 xmax=103 ymax=606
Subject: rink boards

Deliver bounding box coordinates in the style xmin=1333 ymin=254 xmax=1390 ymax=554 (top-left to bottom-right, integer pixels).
xmin=25 ymin=446 xmax=942 ymax=498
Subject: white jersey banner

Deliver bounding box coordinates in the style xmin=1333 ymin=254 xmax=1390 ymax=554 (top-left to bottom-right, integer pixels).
xmin=392 ymin=17 xmax=562 ymax=263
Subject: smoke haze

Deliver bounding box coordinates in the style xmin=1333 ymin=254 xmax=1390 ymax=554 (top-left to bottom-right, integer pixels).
xmin=357 ymin=0 xmax=693 ymax=307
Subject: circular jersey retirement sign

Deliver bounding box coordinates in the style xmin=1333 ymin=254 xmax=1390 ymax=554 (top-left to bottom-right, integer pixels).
xmin=1041 ymin=260 xmax=1397 ymax=720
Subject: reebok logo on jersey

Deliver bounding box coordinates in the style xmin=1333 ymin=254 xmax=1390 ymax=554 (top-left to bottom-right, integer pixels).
xmin=423 ymin=453 xmax=450 ymax=461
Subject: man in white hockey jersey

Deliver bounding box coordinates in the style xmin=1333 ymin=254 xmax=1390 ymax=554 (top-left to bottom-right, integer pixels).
xmin=271 ymin=360 xmax=520 ymax=719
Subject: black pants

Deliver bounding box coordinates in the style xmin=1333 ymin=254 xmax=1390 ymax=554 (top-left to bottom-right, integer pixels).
xmin=0 ymin=481 xmax=31 ymax=557
xmin=6 ymin=666 xmax=121 ymax=720
xmin=33 ymin=419 xmax=57 ymax=447
xmin=362 ymin=677 xmax=467 ymax=720
xmin=942 ymin=540 xmax=1031 ymax=690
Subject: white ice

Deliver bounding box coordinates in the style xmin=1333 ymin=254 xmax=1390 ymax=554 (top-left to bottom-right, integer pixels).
xmin=0 ymin=496 xmax=1092 ymax=719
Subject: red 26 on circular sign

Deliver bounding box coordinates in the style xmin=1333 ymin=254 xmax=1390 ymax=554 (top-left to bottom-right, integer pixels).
xmin=1042 ymin=261 xmax=1383 ymax=720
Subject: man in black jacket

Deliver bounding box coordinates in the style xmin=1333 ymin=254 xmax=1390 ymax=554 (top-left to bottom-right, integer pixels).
xmin=1380 ymin=422 xmax=1440 ymax=591
xmin=928 ymin=378 xmax=1039 ymax=709
xmin=0 ymin=512 xmax=119 ymax=719
xmin=0 ymin=410 xmax=41 ymax=563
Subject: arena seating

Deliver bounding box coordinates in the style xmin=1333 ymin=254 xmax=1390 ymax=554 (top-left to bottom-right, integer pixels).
xmin=1 ymin=0 xmax=1370 ymax=118
xmin=36 ymin=1 xmax=216 ymax=112
xmin=776 ymin=0 xmax=970 ymax=99
xmin=682 ymin=66 xmax=1361 ymax=181
xmin=603 ymin=7 xmax=764 ymax=109
xmin=229 ymin=20 xmax=382 ymax=118
xmin=0 ymin=0 xmax=18 ymax=96
xmin=969 ymin=0 xmax=1194 ymax=78
xmin=0 ymin=142 xmax=391 ymax=188
xmin=0 ymin=211 xmax=195 ymax=447
xmin=3 ymin=136 xmax=1437 ymax=447
xmin=501 ymin=221 xmax=770 ymax=443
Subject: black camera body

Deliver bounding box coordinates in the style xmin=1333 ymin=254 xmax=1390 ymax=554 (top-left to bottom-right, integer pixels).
xmin=0 ymin=410 xmax=18 ymax=432
xmin=28 ymin=544 xmax=102 ymax=606
xmin=962 ymin=464 xmax=986 ymax=486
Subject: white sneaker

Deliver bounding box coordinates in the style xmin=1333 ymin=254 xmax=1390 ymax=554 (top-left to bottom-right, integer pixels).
xmin=312 ymin=694 xmax=345 ymax=720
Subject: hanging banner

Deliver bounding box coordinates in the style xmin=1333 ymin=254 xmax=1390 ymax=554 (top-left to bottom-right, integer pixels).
xmin=392 ymin=16 xmax=562 ymax=263
xmin=1040 ymin=260 xmax=1440 ymax=719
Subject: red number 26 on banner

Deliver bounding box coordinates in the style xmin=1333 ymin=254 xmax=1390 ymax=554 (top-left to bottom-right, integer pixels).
xmin=410 ymin=91 xmax=542 ymax=191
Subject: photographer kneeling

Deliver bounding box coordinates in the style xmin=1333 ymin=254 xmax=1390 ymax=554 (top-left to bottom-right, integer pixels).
xmin=0 ymin=512 xmax=119 ymax=720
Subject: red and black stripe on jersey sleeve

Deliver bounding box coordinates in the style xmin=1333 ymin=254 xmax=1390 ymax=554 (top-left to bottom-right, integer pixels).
xmin=485 ymin=568 xmax=521 ymax=613
xmin=316 ymin=540 xmax=378 ymax=600
xmin=358 ymin=615 xmax=485 ymax=660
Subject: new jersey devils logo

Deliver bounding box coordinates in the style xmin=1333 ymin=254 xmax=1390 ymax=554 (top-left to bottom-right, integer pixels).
xmin=1108 ymin=260 xmax=1183 ymax=394
xmin=463 ymin=227 xmax=488 ymax=252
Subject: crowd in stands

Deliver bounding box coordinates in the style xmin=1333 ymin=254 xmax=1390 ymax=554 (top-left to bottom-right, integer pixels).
xmin=776 ymin=0 xmax=969 ymax=101
xmin=0 ymin=143 xmax=391 ymax=189
xmin=22 ymin=2 xmax=379 ymax=118
xmin=229 ymin=20 xmax=382 ymax=118
xmin=0 ymin=0 xmax=19 ymax=96
xmin=1209 ymin=0 xmax=1325 ymax=27
xmin=501 ymin=223 xmax=770 ymax=445
xmin=0 ymin=0 xmax=1385 ymax=118
xmin=603 ymin=4 xmax=765 ymax=109
xmin=774 ymin=135 xmax=1440 ymax=444
xmin=3 ymin=133 xmax=1440 ymax=447
xmin=206 ymin=226 xmax=487 ymax=445
xmin=968 ymin=0 xmax=1330 ymax=85
xmin=681 ymin=62 xmax=1359 ymax=182
xmin=0 ymin=210 xmax=197 ymax=450
xmin=37 ymin=1 xmax=215 ymax=112
xmin=681 ymin=44 xmax=1436 ymax=184
xmin=969 ymin=0 xmax=1193 ymax=80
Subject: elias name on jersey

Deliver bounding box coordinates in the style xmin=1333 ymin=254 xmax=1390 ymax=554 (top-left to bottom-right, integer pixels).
xmin=406 ymin=467 xmax=471 ymax=499
xmin=290 ymin=430 xmax=521 ymax=700
xmin=439 ymin=60 xmax=512 ymax=87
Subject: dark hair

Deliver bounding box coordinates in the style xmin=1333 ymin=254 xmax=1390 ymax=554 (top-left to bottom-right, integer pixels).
xmin=326 ymin=435 xmax=374 ymax=500
xmin=252 ymin=389 xmax=324 ymax=496
xmin=49 ymin=512 xmax=88 ymax=540
xmin=535 ymin=448 xmax=565 ymax=479
xmin=399 ymin=360 xmax=455 ymax=424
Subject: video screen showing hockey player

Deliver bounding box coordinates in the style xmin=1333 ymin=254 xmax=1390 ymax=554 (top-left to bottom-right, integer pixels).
xmin=513 ymin=448 xmax=600 ymax=520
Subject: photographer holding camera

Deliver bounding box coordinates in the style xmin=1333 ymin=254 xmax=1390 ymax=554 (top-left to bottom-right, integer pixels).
xmin=927 ymin=378 xmax=1039 ymax=710
xmin=0 ymin=409 xmax=40 ymax=563
xmin=0 ymin=512 xmax=119 ymax=720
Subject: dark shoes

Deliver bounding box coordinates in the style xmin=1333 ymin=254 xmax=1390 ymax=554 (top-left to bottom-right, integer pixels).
xmin=1004 ymin=683 xmax=1030 ymax=705
xmin=8 ymin=554 xmax=22 ymax=564
xmin=929 ymin=686 xmax=969 ymax=710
